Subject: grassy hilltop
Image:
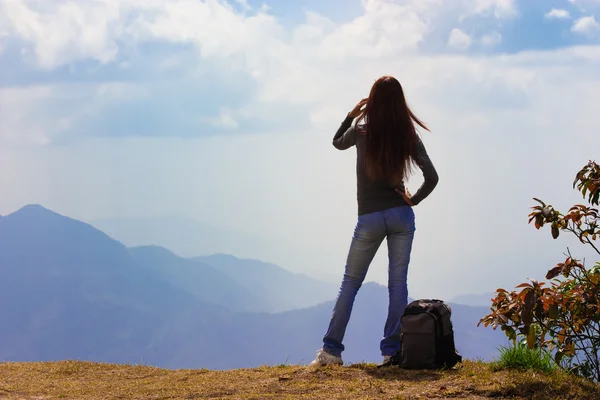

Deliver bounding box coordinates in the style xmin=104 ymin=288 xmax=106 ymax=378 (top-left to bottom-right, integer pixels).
xmin=1 ymin=360 xmax=599 ymax=400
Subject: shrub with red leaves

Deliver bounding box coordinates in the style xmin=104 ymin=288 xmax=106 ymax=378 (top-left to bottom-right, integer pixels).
xmin=479 ymin=161 xmax=600 ymax=381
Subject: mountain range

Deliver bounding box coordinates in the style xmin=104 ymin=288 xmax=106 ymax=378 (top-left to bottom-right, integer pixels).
xmin=0 ymin=205 xmax=508 ymax=369
xmin=90 ymin=215 xmax=340 ymax=283
xmin=90 ymin=215 xmax=266 ymax=260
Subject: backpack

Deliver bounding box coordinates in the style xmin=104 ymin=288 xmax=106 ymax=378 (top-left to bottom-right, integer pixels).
xmin=389 ymin=299 xmax=462 ymax=369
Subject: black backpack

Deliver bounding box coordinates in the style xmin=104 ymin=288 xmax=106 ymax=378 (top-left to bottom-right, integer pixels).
xmin=385 ymin=299 xmax=462 ymax=369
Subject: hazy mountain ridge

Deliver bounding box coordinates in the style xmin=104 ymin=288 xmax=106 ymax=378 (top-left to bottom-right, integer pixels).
xmin=90 ymin=215 xmax=253 ymax=259
xmin=450 ymin=292 xmax=496 ymax=307
xmin=128 ymin=245 xmax=269 ymax=313
xmin=0 ymin=210 xmax=192 ymax=363
xmin=89 ymin=214 xmax=340 ymax=283
xmin=197 ymin=254 xmax=339 ymax=312
xmin=0 ymin=204 xmax=508 ymax=369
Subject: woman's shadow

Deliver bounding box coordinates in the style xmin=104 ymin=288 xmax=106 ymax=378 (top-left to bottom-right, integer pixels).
xmin=349 ymin=363 xmax=460 ymax=382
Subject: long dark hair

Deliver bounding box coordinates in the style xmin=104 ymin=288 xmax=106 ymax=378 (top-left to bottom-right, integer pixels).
xmin=357 ymin=76 xmax=429 ymax=185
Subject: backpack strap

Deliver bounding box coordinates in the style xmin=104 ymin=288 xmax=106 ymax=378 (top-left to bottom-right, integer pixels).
xmin=426 ymin=302 xmax=462 ymax=369
xmin=425 ymin=310 xmax=445 ymax=368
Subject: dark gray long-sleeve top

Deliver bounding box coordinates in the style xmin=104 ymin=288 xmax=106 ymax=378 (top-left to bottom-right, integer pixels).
xmin=333 ymin=115 xmax=439 ymax=215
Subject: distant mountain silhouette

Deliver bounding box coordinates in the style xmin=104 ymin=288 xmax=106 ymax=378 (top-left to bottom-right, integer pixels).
xmin=197 ymin=254 xmax=338 ymax=312
xmin=128 ymin=246 xmax=269 ymax=313
xmin=450 ymin=293 xmax=496 ymax=307
xmin=0 ymin=204 xmax=198 ymax=363
xmin=88 ymin=215 xmax=339 ymax=283
xmin=130 ymin=282 xmax=507 ymax=369
xmin=90 ymin=215 xmax=257 ymax=259
xmin=0 ymin=204 xmax=508 ymax=369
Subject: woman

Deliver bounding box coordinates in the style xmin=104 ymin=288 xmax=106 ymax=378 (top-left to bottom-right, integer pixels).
xmin=310 ymin=76 xmax=439 ymax=367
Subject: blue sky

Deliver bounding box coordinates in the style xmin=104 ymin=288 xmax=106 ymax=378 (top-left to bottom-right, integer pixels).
xmin=1 ymin=0 xmax=600 ymax=298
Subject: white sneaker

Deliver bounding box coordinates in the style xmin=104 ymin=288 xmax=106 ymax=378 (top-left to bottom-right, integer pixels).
xmin=377 ymin=355 xmax=396 ymax=368
xmin=309 ymin=349 xmax=343 ymax=366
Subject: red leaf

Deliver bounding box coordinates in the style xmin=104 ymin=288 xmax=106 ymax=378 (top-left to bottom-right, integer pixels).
xmin=546 ymin=266 xmax=563 ymax=280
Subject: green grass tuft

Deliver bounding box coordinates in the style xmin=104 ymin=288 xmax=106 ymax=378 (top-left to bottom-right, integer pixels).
xmin=492 ymin=343 xmax=558 ymax=374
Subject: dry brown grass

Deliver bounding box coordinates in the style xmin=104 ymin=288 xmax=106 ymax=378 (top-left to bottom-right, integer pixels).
xmin=1 ymin=360 xmax=599 ymax=400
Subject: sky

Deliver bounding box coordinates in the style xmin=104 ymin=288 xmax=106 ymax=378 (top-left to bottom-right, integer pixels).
xmin=1 ymin=0 xmax=600 ymax=300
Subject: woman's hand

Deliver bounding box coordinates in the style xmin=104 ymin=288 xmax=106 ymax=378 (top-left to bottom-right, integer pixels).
xmin=348 ymin=98 xmax=368 ymax=118
xmin=395 ymin=187 xmax=414 ymax=206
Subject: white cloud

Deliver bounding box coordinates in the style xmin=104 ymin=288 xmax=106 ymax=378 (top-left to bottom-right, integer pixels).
xmin=448 ymin=28 xmax=472 ymax=50
xmin=572 ymin=15 xmax=600 ymax=34
xmin=473 ymin=0 xmax=518 ymax=19
xmin=234 ymin=0 xmax=251 ymax=11
xmin=0 ymin=29 xmax=6 ymax=55
xmin=0 ymin=0 xmax=596 ymax=143
xmin=208 ymin=108 xmax=239 ymax=130
xmin=0 ymin=82 xmax=149 ymax=145
xmin=0 ymin=0 xmax=286 ymax=69
xmin=0 ymin=0 xmax=123 ymax=69
xmin=0 ymin=0 xmax=525 ymax=72
xmin=545 ymin=8 xmax=571 ymax=19
xmin=0 ymin=1 xmax=596 ymax=143
xmin=481 ymin=31 xmax=502 ymax=47
xmin=304 ymin=0 xmax=432 ymax=59
xmin=0 ymin=85 xmax=55 ymax=145
xmin=569 ymin=0 xmax=600 ymax=9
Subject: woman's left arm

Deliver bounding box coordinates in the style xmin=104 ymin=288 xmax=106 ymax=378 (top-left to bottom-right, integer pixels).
xmin=397 ymin=137 xmax=439 ymax=206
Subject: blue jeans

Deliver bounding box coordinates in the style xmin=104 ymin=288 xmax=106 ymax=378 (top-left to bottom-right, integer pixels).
xmin=322 ymin=206 xmax=415 ymax=357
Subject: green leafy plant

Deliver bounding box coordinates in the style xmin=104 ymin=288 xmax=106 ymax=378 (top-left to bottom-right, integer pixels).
xmin=493 ymin=342 xmax=558 ymax=374
xmin=479 ymin=160 xmax=600 ymax=381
